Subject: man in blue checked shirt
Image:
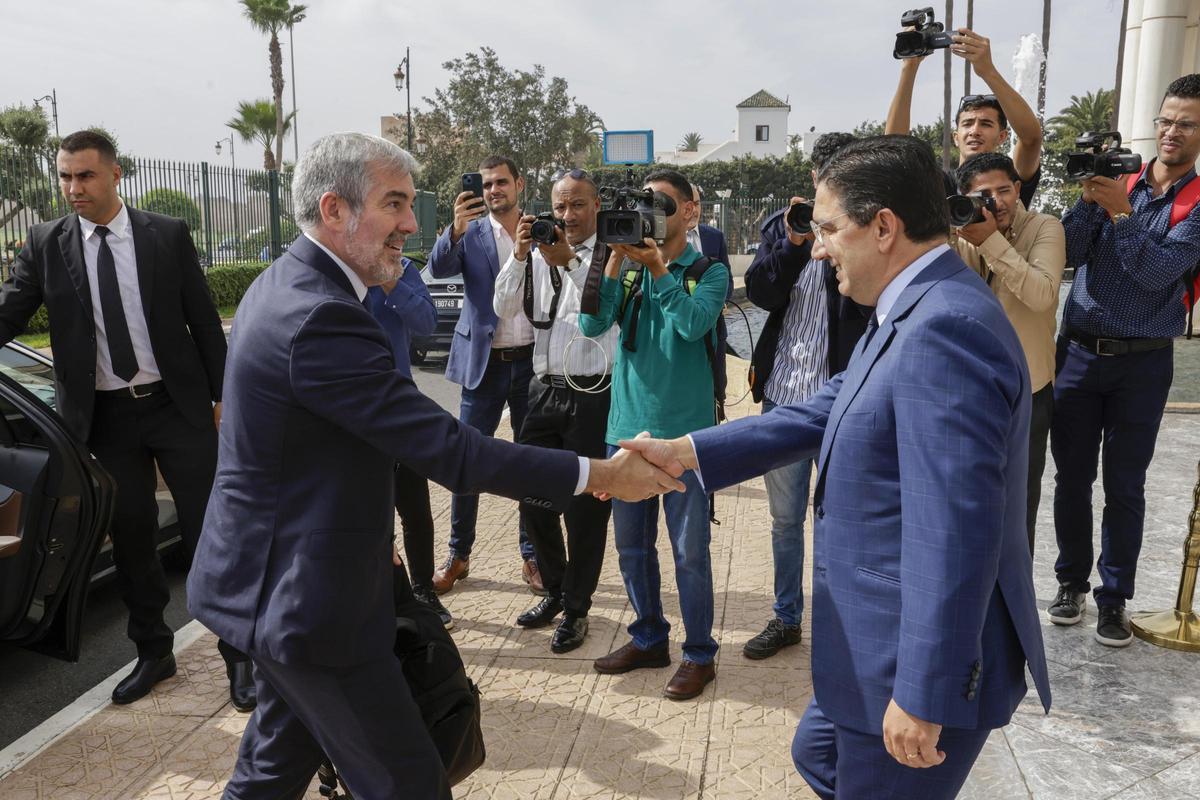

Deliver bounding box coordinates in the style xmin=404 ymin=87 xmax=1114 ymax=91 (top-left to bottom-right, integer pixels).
xmin=1047 ymin=74 xmax=1200 ymax=647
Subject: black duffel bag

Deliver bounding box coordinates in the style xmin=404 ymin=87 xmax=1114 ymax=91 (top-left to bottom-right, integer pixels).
xmin=316 ymin=568 xmax=485 ymax=797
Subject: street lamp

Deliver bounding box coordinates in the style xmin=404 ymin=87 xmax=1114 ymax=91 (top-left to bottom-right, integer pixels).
xmin=394 ymin=49 xmax=413 ymax=151
xmin=33 ymin=90 xmax=59 ymax=138
xmin=215 ymin=137 xmax=240 ymax=246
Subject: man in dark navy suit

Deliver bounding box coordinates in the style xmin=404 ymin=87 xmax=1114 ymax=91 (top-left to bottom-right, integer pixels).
xmin=188 ymin=133 xmax=683 ymax=799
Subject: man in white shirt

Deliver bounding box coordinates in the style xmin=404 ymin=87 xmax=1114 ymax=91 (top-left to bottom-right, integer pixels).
xmin=492 ymin=170 xmax=619 ymax=652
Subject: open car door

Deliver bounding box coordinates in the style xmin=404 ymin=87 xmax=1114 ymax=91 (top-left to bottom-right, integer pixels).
xmin=0 ymin=369 xmax=114 ymax=661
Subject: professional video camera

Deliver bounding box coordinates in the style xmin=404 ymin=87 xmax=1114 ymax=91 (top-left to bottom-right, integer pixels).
xmin=947 ymin=193 xmax=997 ymax=227
xmin=596 ymin=169 xmax=677 ymax=246
xmin=786 ymin=202 xmax=814 ymax=236
xmin=1065 ymin=131 xmax=1143 ymax=181
xmin=894 ymin=7 xmax=953 ymax=59
xmin=529 ymin=212 xmax=565 ymax=246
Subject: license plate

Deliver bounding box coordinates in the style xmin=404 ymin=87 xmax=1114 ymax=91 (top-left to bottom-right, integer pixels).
xmin=435 ymin=298 xmax=461 ymax=310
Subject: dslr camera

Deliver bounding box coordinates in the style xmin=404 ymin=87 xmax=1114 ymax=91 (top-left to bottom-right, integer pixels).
xmin=596 ymin=169 xmax=678 ymax=247
xmin=529 ymin=212 xmax=565 ymax=246
xmin=894 ymin=7 xmax=953 ymax=59
xmin=947 ymin=193 xmax=997 ymax=227
xmin=786 ymin=202 xmax=814 ymax=236
xmin=1065 ymin=131 xmax=1143 ymax=181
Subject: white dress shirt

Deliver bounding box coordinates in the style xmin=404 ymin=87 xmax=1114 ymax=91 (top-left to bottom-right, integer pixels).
xmin=79 ymin=203 xmax=162 ymax=390
xmin=686 ymin=226 xmax=702 ymax=255
xmin=304 ymin=233 xmax=368 ymax=302
xmin=493 ymin=234 xmax=617 ymax=378
xmin=488 ymin=215 xmax=534 ymax=348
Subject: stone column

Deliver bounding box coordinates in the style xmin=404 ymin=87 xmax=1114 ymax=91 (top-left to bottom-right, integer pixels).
xmin=1129 ymin=0 xmax=1191 ymax=158
xmin=1118 ymin=0 xmax=1145 ymax=141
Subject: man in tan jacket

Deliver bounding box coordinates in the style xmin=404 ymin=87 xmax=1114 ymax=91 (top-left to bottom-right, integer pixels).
xmin=951 ymin=152 xmax=1066 ymax=552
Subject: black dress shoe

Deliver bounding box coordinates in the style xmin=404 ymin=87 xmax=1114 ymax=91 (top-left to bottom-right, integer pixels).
xmin=551 ymin=615 xmax=589 ymax=654
xmin=516 ymin=596 xmax=563 ymax=628
xmin=112 ymin=654 xmax=177 ymax=705
xmin=227 ymin=660 xmax=257 ymax=712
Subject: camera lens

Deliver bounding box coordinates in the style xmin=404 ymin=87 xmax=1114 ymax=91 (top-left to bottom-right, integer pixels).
xmin=786 ymin=202 xmax=814 ymax=234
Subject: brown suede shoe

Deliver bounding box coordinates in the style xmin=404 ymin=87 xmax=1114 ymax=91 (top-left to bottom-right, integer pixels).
xmin=521 ymin=559 xmax=547 ymax=596
xmin=663 ymin=660 xmax=715 ymax=701
xmin=432 ymin=555 xmax=469 ymax=595
xmin=593 ymin=640 xmax=671 ymax=674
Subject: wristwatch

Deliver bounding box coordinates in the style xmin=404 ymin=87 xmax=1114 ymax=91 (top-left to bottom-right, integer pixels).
xmin=567 ymin=255 xmax=582 ymax=271
xmin=1110 ymin=211 xmax=1132 ymax=225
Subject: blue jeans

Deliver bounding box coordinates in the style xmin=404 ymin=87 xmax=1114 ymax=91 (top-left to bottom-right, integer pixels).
xmin=608 ymin=444 xmax=718 ymax=665
xmin=449 ymin=355 xmax=534 ymax=560
xmin=761 ymin=398 xmax=812 ymax=627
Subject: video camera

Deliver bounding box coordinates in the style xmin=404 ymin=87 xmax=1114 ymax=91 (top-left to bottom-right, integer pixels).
xmin=786 ymin=202 xmax=814 ymax=236
xmin=529 ymin=212 xmax=565 ymax=246
xmin=596 ymin=169 xmax=677 ymax=247
xmin=947 ymin=193 xmax=997 ymax=227
xmin=1065 ymin=131 xmax=1143 ymax=181
xmin=894 ymin=7 xmax=953 ymax=59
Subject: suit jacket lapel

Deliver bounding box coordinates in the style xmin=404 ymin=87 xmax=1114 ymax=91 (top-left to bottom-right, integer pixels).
xmin=814 ymin=251 xmax=966 ymax=496
xmin=289 ymin=235 xmax=358 ymax=299
xmin=475 ymin=220 xmax=500 ymax=277
xmin=57 ymin=215 xmax=93 ymax=319
xmin=129 ymin=208 xmax=157 ymax=322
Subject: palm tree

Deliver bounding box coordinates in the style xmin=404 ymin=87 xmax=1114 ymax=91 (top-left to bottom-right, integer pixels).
xmin=227 ymin=99 xmax=296 ymax=170
xmin=679 ymin=132 xmax=703 ymax=152
xmin=1037 ymin=0 xmax=1052 ymax=122
xmin=1047 ymin=90 xmax=1115 ymax=144
xmin=239 ymin=0 xmax=307 ymax=171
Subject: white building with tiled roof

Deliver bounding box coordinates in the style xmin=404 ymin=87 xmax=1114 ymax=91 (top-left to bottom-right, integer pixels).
xmin=657 ymin=89 xmax=791 ymax=165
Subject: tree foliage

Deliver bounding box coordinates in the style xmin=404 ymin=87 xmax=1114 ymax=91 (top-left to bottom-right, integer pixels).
xmin=1039 ymin=88 xmax=1115 ymax=215
xmin=412 ymin=47 xmax=604 ymax=219
xmin=227 ymin=98 xmax=295 ymax=170
xmin=679 ymin=132 xmax=703 ymax=152
xmin=239 ymin=0 xmax=306 ymax=171
xmin=0 ymin=104 xmax=50 ymax=149
xmin=138 ymin=188 xmax=202 ymax=230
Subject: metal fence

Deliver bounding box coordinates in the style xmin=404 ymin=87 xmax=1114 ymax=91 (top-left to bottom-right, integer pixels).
xmin=699 ymin=197 xmax=782 ymax=254
xmin=0 ymin=146 xmax=440 ymax=275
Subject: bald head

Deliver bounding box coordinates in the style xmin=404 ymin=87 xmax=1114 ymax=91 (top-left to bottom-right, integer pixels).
xmin=551 ymin=175 xmax=600 ymax=244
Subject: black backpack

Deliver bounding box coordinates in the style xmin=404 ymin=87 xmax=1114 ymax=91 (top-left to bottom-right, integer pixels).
xmin=317 ymin=570 xmax=485 ymax=797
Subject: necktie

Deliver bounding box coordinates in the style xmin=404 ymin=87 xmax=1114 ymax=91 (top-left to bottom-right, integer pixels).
xmin=94 ymin=226 xmax=140 ymax=382
xmin=862 ymin=314 xmax=880 ymax=350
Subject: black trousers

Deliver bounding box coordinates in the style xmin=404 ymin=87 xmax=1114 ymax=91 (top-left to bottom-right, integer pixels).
xmin=517 ymin=377 xmax=611 ymax=616
xmin=1026 ymin=381 xmax=1055 ymax=553
xmin=88 ymin=390 xmax=244 ymax=664
xmin=394 ymin=461 xmax=435 ymax=590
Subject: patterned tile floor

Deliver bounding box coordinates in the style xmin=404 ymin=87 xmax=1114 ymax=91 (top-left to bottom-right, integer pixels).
xmin=2 ymin=361 xmax=1199 ymax=799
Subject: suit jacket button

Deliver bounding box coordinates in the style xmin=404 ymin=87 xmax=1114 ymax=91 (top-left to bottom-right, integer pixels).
xmin=966 ymin=690 xmax=977 ymax=701
xmin=968 ymin=678 xmax=979 ymax=690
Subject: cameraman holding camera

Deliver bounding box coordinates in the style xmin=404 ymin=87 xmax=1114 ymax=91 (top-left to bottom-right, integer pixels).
xmin=492 ymin=170 xmax=619 ymax=654
xmin=579 ymin=169 xmax=729 ymax=700
xmin=741 ymin=132 xmax=869 ymax=661
xmin=886 ymin=26 xmax=1043 ymax=207
xmin=949 ymin=153 xmax=1065 ymax=553
xmin=1048 ymin=74 xmax=1200 ymax=647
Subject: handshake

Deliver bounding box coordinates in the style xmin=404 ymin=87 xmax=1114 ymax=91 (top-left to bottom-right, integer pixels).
xmin=584 ymin=432 xmax=699 ymax=502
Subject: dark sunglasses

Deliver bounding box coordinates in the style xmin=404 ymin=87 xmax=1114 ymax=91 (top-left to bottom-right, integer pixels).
xmin=552 ymin=168 xmax=590 ymax=181
xmin=958 ymin=93 xmax=998 ymax=110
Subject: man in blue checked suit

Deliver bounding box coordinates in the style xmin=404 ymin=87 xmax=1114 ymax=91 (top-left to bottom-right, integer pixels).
xmin=623 ymin=136 xmax=1051 ymax=799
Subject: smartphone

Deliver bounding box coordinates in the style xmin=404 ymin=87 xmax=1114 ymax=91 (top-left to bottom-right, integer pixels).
xmin=461 ymin=172 xmax=484 ymax=201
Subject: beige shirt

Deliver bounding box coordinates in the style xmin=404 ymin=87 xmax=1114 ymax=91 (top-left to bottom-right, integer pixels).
xmin=952 ymin=203 xmax=1066 ymax=392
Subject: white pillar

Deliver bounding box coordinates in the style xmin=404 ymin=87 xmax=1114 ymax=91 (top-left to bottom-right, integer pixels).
xmin=1130 ymin=0 xmax=1191 ymax=157
xmin=1118 ymin=0 xmax=1145 ymax=141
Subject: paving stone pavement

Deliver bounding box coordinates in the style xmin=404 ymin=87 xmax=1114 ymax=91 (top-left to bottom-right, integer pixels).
xmin=2 ymin=360 xmax=1200 ymax=799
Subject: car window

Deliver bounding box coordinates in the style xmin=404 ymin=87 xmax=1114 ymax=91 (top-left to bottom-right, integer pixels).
xmin=0 ymin=346 xmax=56 ymax=411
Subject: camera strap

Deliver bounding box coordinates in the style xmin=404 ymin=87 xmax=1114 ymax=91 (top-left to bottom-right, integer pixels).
xmin=523 ymin=253 xmax=563 ymax=330
xmin=578 ymin=242 xmax=609 ymax=316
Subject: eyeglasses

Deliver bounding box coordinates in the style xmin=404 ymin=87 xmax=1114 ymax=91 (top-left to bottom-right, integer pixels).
xmin=552 ymin=168 xmax=590 ymax=181
xmin=958 ymin=93 xmax=998 ymax=110
xmin=809 ymin=212 xmax=850 ymax=248
xmin=1153 ymin=116 xmax=1200 ymax=136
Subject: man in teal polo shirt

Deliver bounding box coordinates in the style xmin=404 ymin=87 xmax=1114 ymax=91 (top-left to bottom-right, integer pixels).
xmin=579 ymin=168 xmax=729 ymax=700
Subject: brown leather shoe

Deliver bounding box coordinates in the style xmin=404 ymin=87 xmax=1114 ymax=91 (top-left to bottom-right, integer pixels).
xmin=663 ymin=660 xmax=715 ymax=701
xmin=521 ymin=559 xmax=547 ymax=596
xmin=432 ymin=555 xmax=469 ymax=595
xmin=593 ymin=640 xmax=671 ymax=674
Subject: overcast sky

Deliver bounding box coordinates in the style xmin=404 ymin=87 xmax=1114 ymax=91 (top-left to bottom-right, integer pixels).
xmin=2 ymin=0 xmax=1125 ymax=168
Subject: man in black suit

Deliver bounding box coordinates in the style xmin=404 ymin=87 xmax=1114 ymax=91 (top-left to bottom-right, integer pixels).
xmin=0 ymin=130 xmax=253 ymax=709
xmin=188 ymin=132 xmax=684 ymax=798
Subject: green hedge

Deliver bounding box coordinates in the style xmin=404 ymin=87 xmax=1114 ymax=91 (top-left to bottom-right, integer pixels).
xmin=21 ymin=261 xmax=268 ymax=335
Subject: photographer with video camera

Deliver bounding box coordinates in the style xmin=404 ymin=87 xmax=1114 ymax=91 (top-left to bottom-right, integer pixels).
xmin=949 ymin=153 xmax=1065 ymax=553
xmin=1047 ymin=74 xmax=1200 ymax=648
xmin=579 ymin=168 xmax=729 ymax=701
xmin=886 ymin=9 xmax=1043 ymax=208
xmin=740 ymin=132 xmax=869 ymax=661
xmin=492 ymin=170 xmax=619 ymax=654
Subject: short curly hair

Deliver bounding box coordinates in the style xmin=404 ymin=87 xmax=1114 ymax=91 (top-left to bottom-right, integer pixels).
xmin=956 ymin=152 xmax=1021 ymax=193
xmin=1165 ymin=74 xmax=1200 ymax=103
xmin=810 ymin=133 xmax=856 ymax=172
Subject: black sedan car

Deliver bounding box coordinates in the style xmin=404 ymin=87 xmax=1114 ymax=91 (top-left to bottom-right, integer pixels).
xmin=410 ymin=263 xmax=464 ymax=365
xmin=0 ymin=341 xmax=180 ymax=660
